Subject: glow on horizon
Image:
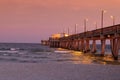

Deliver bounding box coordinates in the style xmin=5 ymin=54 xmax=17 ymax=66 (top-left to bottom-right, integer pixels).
xmin=0 ymin=0 xmax=120 ymax=43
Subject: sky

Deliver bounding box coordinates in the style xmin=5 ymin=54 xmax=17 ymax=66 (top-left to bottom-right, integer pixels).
xmin=0 ymin=0 xmax=120 ymax=43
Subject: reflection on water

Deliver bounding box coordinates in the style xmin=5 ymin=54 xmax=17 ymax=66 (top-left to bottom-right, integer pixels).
xmin=64 ymin=49 xmax=120 ymax=65
xmin=0 ymin=43 xmax=119 ymax=65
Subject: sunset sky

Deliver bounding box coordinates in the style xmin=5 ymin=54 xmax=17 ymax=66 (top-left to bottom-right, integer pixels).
xmin=0 ymin=0 xmax=120 ymax=43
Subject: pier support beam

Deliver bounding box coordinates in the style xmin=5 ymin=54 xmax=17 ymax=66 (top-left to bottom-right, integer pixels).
xmin=81 ymin=39 xmax=85 ymax=52
xmin=66 ymin=41 xmax=69 ymax=49
xmin=101 ymin=39 xmax=106 ymax=56
xmin=78 ymin=40 xmax=81 ymax=51
xmin=85 ymin=39 xmax=90 ymax=52
xmin=110 ymin=38 xmax=120 ymax=60
xmin=92 ymin=40 xmax=97 ymax=53
xmin=73 ymin=40 xmax=76 ymax=50
xmin=68 ymin=40 xmax=72 ymax=50
xmin=74 ymin=40 xmax=79 ymax=50
xmin=71 ymin=40 xmax=75 ymax=50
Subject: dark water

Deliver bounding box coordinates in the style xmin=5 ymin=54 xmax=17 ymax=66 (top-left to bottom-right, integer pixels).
xmin=0 ymin=43 xmax=119 ymax=65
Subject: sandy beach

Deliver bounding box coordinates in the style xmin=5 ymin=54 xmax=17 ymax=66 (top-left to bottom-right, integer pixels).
xmin=0 ymin=63 xmax=120 ymax=80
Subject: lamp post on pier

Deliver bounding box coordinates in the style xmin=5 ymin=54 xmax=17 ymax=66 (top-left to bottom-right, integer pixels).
xmin=101 ymin=10 xmax=106 ymax=34
xmin=110 ymin=15 xmax=117 ymax=33
xmin=94 ymin=22 xmax=97 ymax=30
xmin=84 ymin=18 xmax=88 ymax=34
xmin=110 ymin=16 xmax=115 ymax=25
xmin=68 ymin=27 xmax=70 ymax=35
xmin=75 ymin=24 xmax=78 ymax=34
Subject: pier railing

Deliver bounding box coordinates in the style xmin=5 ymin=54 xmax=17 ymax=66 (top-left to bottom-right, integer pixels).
xmin=60 ymin=24 xmax=120 ymax=40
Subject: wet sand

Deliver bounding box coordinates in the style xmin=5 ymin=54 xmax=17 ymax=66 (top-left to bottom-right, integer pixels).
xmin=0 ymin=63 xmax=120 ymax=80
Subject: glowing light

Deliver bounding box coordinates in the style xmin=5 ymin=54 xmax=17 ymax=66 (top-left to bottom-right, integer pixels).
xmin=65 ymin=34 xmax=69 ymax=37
xmin=85 ymin=18 xmax=88 ymax=21
xmin=110 ymin=16 xmax=114 ymax=19
xmin=110 ymin=15 xmax=115 ymax=25
xmin=102 ymin=10 xmax=107 ymax=13
xmin=94 ymin=22 xmax=97 ymax=29
xmin=51 ymin=34 xmax=61 ymax=38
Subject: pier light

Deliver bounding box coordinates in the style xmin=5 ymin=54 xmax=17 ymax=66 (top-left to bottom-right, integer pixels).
xmin=101 ymin=10 xmax=106 ymax=28
xmin=101 ymin=10 xmax=107 ymax=34
xmin=110 ymin=16 xmax=117 ymax=33
xmin=84 ymin=18 xmax=88 ymax=33
xmin=65 ymin=34 xmax=69 ymax=37
xmin=94 ymin=22 xmax=97 ymax=30
xmin=68 ymin=27 xmax=70 ymax=35
xmin=75 ymin=24 xmax=78 ymax=34
xmin=110 ymin=16 xmax=115 ymax=25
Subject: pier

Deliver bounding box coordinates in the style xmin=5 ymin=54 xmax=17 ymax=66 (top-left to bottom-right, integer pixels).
xmin=41 ymin=40 xmax=49 ymax=46
xmin=43 ymin=24 xmax=120 ymax=60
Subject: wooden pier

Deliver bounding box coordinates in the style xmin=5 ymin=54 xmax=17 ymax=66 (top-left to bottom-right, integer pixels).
xmin=41 ymin=40 xmax=49 ymax=46
xmin=48 ymin=24 xmax=120 ymax=60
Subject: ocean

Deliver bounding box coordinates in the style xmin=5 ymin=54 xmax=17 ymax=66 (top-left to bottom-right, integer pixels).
xmin=0 ymin=43 xmax=120 ymax=80
xmin=0 ymin=43 xmax=119 ymax=64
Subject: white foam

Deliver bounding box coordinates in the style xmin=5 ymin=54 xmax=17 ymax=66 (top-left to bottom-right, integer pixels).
xmin=54 ymin=50 xmax=71 ymax=53
xmin=0 ymin=50 xmax=18 ymax=53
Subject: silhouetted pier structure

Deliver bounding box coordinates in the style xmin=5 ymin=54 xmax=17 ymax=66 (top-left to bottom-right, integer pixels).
xmin=48 ymin=24 xmax=120 ymax=60
xmin=41 ymin=40 xmax=49 ymax=46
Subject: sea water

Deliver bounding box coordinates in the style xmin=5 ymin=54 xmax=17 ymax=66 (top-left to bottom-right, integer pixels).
xmin=0 ymin=43 xmax=119 ymax=65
